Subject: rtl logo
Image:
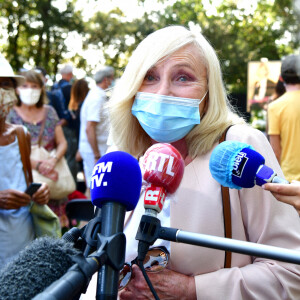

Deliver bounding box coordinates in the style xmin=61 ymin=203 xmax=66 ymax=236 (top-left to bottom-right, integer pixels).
xmin=144 ymin=184 xmax=166 ymax=213
xmin=144 ymin=152 xmax=175 ymax=176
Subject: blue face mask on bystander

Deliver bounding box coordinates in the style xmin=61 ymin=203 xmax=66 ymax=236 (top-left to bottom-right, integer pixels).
xmin=131 ymin=91 xmax=207 ymax=143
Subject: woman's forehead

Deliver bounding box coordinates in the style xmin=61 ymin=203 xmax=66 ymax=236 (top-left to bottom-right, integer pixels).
xmin=151 ymin=44 xmax=206 ymax=73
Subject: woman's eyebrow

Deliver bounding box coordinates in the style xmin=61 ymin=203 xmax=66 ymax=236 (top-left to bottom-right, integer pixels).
xmin=148 ymin=62 xmax=197 ymax=73
xmin=171 ymin=62 xmax=197 ymax=72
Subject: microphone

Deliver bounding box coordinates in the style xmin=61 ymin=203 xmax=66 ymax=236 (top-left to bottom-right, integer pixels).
xmin=0 ymin=236 xmax=80 ymax=300
xmin=90 ymin=151 xmax=142 ymax=300
xmin=209 ymin=140 xmax=289 ymax=189
xmin=136 ymin=143 xmax=185 ymax=261
xmin=142 ymin=143 xmax=185 ymax=215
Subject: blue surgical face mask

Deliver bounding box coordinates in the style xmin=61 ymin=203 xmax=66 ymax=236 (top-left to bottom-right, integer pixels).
xmin=131 ymin=91 xmax=207 ymax=143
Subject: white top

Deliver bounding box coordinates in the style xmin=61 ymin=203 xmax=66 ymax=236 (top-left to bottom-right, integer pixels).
xmin=79 ymin=86 xmax=109 ymax=156
xmin=0 ymin=135 xmax=34 ymax=270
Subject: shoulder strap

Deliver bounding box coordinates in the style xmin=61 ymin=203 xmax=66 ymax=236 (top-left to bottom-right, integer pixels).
xmin=219 ymin=126 xmax=232 ymax=268
xmin=37 ymin=106 xmax=49 ymax=146
xmin=16 ymin=126 xmax=33 ymax=186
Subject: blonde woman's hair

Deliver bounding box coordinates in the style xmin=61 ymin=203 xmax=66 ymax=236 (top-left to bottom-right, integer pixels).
xmin=108 ymin=25 xmax=245 ymax=158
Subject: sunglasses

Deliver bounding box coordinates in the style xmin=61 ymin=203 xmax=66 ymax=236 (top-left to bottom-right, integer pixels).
xmin=0 ymin=80 xmax=15 ymax=90
xmin=118 ymin=246 xmax=169 ymax=291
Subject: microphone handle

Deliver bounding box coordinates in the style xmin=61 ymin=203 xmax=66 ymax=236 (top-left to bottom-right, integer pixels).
xmin=158 ymin=227 xmax=300 ymax=264
xmin=33 ymin=257 xmax=100 ymax=300
xmin=96 ymin=202 xmax=126 ymax=300
xmin=83 ymin=207 xmax=102 ymax=257
xmin=272 ymin=176 xmax=290 ymax=184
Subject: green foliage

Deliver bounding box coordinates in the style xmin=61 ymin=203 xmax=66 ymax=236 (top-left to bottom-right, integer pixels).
xmin=0 ymin=0 xmax=299 ymax=90
xmin=0 ymin=0 xmax=84 ymax=75
xmin=144 ymin=0 xmax=299 ymax=93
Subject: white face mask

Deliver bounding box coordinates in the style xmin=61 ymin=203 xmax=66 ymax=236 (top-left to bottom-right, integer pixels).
xmin=0 ymin=88 xmax=17 ymax=118
xmin=18 ymin=88 xmax=41 ymax=106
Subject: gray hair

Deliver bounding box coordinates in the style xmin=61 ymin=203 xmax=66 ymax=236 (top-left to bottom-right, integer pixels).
xmin=59 ymin=64 xmax=73 ymax=74
xmin=94 ymin=66 xmax=114 ymax=84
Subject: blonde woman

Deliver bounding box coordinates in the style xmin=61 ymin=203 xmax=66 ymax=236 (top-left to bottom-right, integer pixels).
xmin=103 ymin=26 xmax=300 ymax=300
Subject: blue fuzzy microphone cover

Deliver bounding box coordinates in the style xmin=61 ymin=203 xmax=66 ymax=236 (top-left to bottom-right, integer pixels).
xmin=209 ymin=141 xmax=265 ymax=189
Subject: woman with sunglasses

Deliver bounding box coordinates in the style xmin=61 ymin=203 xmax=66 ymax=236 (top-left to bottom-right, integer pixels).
xmin=0 ymin=54 xmax=49 ymax=270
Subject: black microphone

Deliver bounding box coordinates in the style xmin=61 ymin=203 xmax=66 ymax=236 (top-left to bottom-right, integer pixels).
xmin=0 ymin=236 xmax=80 ymax=300
xmin=90 ymin=151 xmax=142 ymax=300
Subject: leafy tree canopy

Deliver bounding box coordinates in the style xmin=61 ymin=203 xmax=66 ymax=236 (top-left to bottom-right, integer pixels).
xmin=0 ymin=0 xmax=299 ymax=92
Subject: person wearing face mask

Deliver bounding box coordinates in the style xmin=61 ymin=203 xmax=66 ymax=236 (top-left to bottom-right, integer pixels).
xmin=83 ymin=26 xmax=300 ymax=300
xmin=6 ymin=70 xmax=68 ymax=227
xmin=0 ymin=54 xmax=50 ymax=270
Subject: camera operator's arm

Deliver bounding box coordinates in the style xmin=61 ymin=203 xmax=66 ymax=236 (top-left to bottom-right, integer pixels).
xmin=263 ymin=181 xmax=300 ymax=215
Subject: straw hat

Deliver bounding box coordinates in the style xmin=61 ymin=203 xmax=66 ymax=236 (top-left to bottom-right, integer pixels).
xmin=0 ymin=53 xmax=24 ymax=86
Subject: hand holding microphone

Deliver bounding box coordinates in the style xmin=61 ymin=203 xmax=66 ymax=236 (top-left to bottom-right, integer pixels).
xmin=263 ymin=181 xmax=300 ymax=215
xmin=209 ymin=141 xmax=300 ymax=214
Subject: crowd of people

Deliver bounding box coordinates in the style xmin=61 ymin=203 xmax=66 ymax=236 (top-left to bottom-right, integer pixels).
xmin=0 ymin=52 xmax=114 ymax=271
xmin=1 ymin=24 xmax=300 ymax=299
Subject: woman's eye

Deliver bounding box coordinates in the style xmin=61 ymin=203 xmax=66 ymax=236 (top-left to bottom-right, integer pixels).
xmin=176 ymin=73 xmax=194 ymax=82
xmin=178 ymin=75 xmax=188 ymax=82
xmin=144 ymin=74 xmax=156 ymax=81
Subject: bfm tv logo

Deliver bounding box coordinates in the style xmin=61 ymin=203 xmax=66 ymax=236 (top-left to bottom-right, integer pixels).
xmin=90 ymin=162 xmax=113 ymax=189
xmin=232 ymin=151 xmax=248 ymax=178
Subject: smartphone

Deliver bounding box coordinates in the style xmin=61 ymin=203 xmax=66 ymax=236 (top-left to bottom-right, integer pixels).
xmin=25 ymin=183 xmax=42 ymax=196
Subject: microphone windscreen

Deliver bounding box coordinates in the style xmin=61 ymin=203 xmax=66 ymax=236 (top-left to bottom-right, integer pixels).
xmin=209 ymin=141 xmax=265 ymax=189
xmin=90 ymin=151 xmax=142 ymax=211
xmin=0 ymin=237 xmax=80 ymax=300
xmin=142 ymin=143 xmax=185 ymax=194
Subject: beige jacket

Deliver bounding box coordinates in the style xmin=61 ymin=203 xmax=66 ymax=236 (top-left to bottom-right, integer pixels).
xmin=82 ymin=124 xmax=300 ymax=299
xmin=169 ymin=124 xmax=300 ymax=299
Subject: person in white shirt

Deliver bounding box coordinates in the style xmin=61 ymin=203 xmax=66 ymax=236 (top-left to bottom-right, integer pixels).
xmin=78 ymin=66 xmax=114 ymax=188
